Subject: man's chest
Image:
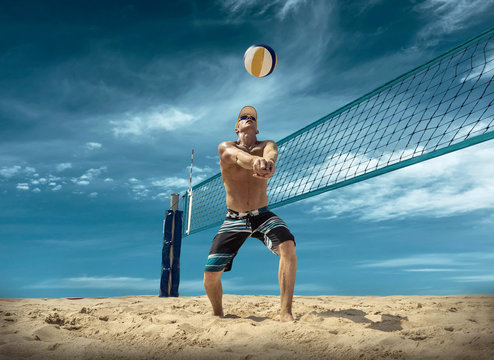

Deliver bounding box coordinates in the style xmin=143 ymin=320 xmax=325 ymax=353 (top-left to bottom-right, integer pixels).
xmin=236 ymin=143 xmax=265 ymax=156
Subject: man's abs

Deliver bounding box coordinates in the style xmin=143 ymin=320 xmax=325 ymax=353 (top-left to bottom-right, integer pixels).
xmin=221 ymin=166 xmax=268 ymax=212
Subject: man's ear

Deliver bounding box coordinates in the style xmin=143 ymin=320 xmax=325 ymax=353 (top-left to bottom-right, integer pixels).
xmin=234 ymin=128 xmax=239 ymax=135
xmin=256 ymin=129 xmax=259 ymax=134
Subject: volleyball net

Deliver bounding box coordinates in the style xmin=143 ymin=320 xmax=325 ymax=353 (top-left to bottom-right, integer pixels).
xmin=182 ymin=28 xmax=494 ymax=236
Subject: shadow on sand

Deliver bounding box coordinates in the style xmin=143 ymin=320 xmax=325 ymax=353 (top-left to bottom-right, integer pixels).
xmin=308 ymin=309 xmax=407 ymax=332
xmin=222 ymin=314 xmax=271 ymax=322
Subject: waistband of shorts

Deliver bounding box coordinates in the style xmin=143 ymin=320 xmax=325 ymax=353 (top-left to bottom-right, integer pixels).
xmin=226 ymin=206 xmax=270 ymax=219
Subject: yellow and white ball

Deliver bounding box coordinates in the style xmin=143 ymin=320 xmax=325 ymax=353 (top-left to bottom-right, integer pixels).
xmin=243 ymin=44 xmax=277 ymax=77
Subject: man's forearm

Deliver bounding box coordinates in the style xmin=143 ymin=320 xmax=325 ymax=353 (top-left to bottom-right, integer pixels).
xmin=234 ymin=150 xmax=260 ymax=170
xmin=263 ymin=141 xmax=278 ymax=164
xmin=264 ymin=150 xmax=278 ymax=163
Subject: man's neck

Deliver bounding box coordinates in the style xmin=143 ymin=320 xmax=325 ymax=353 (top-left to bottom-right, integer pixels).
xmin=237 ymin=131 xmax=258 ymax=150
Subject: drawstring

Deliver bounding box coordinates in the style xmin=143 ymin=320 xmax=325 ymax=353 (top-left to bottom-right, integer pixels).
xmin=246 ymin=215 xmax=252 ymax=229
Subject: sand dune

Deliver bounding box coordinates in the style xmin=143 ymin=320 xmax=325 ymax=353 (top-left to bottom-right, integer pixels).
xmin=1 ymin=294 xmax=493 ymax=359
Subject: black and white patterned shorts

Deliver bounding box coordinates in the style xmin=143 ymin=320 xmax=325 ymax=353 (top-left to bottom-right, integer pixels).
xmin=205 ymin=206 xmax=295 ymax=272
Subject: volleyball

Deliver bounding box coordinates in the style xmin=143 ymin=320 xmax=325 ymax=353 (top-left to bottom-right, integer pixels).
xmin=243 ymin=44 xmax=277 ymax=77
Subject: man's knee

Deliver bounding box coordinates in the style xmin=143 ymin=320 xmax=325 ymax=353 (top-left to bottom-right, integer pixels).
xmin=278 ymin=240 xmax=296 ymax=258
xmin=204 ymin=270 xmax=223 ymax=284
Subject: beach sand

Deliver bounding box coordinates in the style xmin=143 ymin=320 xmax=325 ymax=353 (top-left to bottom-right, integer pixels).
xmin=1 ymin=294 xmax=493 ymax=360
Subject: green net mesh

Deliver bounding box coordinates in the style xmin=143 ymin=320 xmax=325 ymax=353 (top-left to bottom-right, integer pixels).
xmin=183 ymin=28 xmax=494 ymax=236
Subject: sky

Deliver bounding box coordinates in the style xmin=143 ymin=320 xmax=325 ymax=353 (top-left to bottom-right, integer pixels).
xmin=1 ymin=0 xmax=494 ymax=299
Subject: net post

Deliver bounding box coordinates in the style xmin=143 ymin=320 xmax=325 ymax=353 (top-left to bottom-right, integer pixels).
xmin=170 ymin=193 xmax=179 ymax=211
xmin=159 ymin=193 xmax=183 ymax=297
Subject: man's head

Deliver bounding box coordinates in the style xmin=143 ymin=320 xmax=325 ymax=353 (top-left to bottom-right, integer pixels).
xmin=235 ymin=106 xmax=258 ymax=135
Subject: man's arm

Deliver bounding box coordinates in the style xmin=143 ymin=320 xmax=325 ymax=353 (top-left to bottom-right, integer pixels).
xmin=218 ymin=142 xmax=261 ymax=170
xmin=218 ymin=141 xmax=277 ymax=179
xmin=263 ymin=140 xmax=278 ymax=164
xmin=253 ymin=140 xmax=277 ymax=179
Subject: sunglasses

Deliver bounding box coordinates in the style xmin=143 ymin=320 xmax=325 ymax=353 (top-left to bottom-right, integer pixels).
xmin=238 ymin=115 xmax=256 ymax=121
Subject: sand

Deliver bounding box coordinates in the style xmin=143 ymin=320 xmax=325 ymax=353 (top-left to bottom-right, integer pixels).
xmin=1 ymin=294 xmax=493 ymax=360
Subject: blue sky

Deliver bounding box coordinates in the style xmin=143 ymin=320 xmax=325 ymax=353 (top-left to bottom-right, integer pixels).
xmin=1 ymin=0 xmax=493 ymax=298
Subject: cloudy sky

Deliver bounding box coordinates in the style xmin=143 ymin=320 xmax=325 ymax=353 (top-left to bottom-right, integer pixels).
xmin=1 ymin=0 xmax=493 ymax=298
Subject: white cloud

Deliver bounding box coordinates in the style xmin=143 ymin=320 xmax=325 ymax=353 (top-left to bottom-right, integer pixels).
xmin=153 ymin=192 xmax=168 ymax=199
xmin=219 ymin=0 xmax=308 ymax=19
xmin=279 ymin=0 xmax=308 ymax=17
xmin=84 ymin=167 xmax=107 ymax=179
xmin=130 ymin=184 xmax=150 ymax=199
xmin=111 ymin=106 xmax=196 ymax=137
xmin=403 ymin=268 xmax=457 ymax=272
xmin=185 ymin=165 xmax=215 ymax=185
xmin=414 ymin=0 xmax=494 ymax=40
xmin=304 ymin=141 xmax=494 ymax=221
xmin=358 ymin=254 xmax=459 ymax=268
xmin=456 ymin=120 xmax=493 ymax=140
xmin=460 ymin=54 xmax=494 ymax=83
xmin=137 ymin=172 xmax=213 ymax=201
xmin=56 ymin=162 xmax=72 ymax=172
xmin=85 ymin=142 xmax=102 ymax=150
xmin=0 ymin=165 xmax=35 ymax=178
xmin=71 ymin=166 xmax=107 ymax=186
xmin=152 ymin=177 xmax=190 ymax=189
xmin=16 ymin=183 xmax=29 ymax=191
xmin=358 ymin=252 xmax=494 ymax=269
xmin=451 ymin=274 xmax=494 ymax=282
xmin=2 ymin=165 xmax=22 ymax=177
xmin=3 ymin=162 xmax=206 ymax=202
xmin=127 ymin=178 xmax=156 ymax=199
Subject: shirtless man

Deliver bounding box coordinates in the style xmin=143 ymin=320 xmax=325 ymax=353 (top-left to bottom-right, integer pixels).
xmin=203 ymin=105 xmax=297 ymax=322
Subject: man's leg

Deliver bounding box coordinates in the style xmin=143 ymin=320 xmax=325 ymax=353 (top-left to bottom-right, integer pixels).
xmin=204 ymin=270 xmax=225 ymax=316
xmin=278 ymin=240 xmax=297 ymax=322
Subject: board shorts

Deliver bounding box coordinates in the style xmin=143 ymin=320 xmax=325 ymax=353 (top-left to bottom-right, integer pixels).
xmin=205 ymin=206 xmax=295 ymax=272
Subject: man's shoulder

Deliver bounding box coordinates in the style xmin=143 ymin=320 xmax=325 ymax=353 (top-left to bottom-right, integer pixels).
xmin=260 ymin=139 xmax=276 ymax=148
xmin=219 ymin=140 xmax=237 ymax=147
xmin=219 ymin=139 xmax=273 ymax=145
xmin=218 ymin=141 xmax=237 ymax=151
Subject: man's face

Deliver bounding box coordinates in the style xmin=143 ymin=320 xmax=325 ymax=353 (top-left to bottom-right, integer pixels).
xmin=236 ymin=108 xmax=258 ymax=132
xmin=236 ymin=117 xmax=257 ymax=135
xmin=239 ymin=114 xmax=256 ymax=126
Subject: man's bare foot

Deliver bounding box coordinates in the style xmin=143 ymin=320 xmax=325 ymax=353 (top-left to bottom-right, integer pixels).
xmin=280 ymin=312 xmax=295 ymax=322
xmin=212 ymin=311 xmax=224 ymax=317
